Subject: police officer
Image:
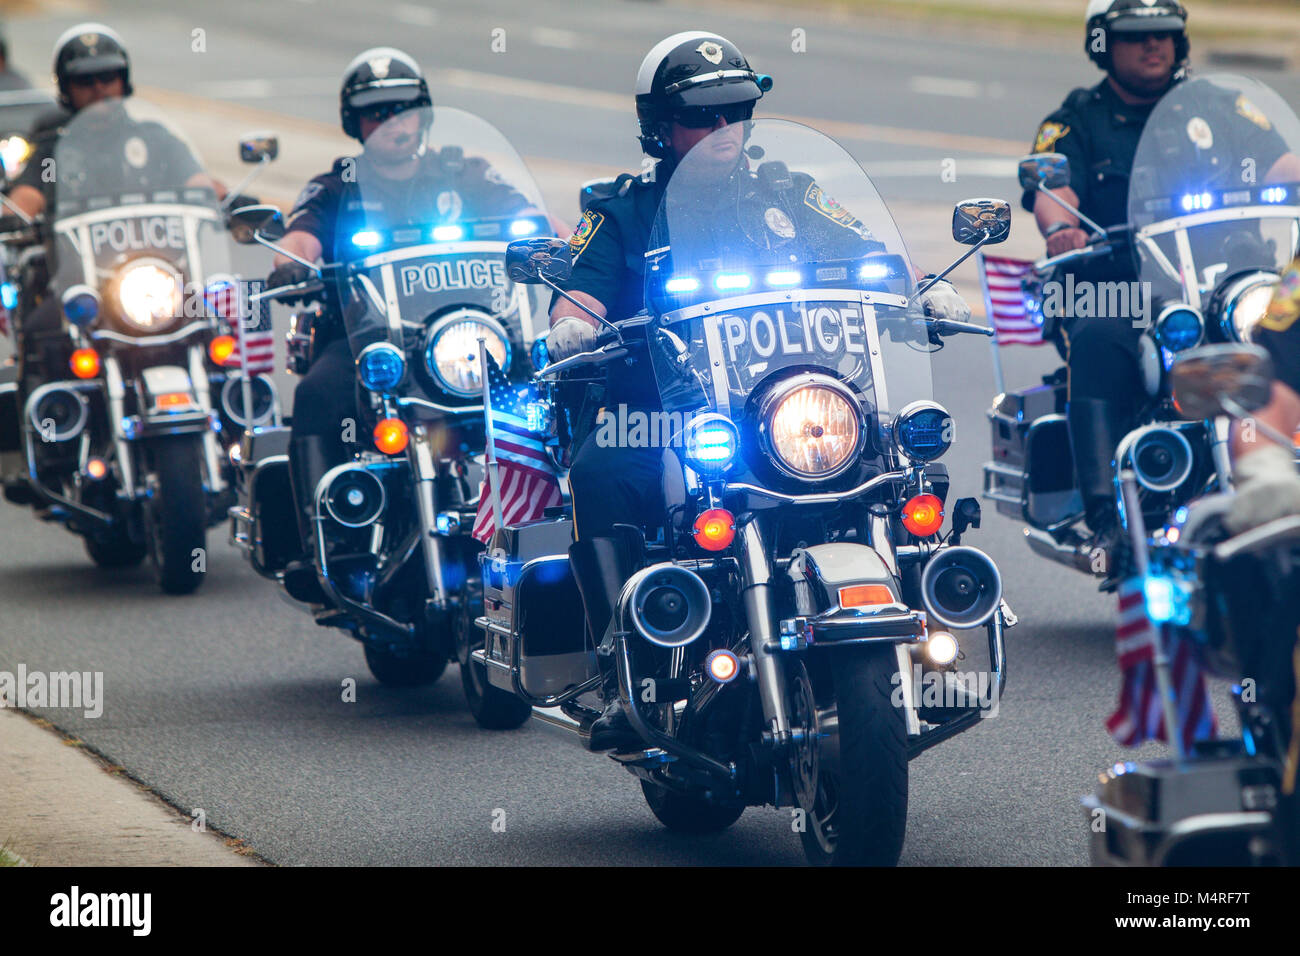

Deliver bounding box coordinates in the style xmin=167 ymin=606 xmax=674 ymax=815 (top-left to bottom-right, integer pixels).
xmin=4 ymin=24 xmax=222 ymax=398
xmin=1228 ymin=257 xmax=1300 ymax=533
xmin=270 ymin=48 xmax=531 ymax=601
xmin=549 ymin=32 xmax=969 ymax=750
xmin=1023 ymin=1 xmax=1194 ymax=573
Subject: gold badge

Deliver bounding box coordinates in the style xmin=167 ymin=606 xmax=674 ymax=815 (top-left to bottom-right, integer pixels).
xmin=1033 ymin=122 xmax=1070 ymax=154
xmin=764 ymin=207 xmax=795 ymax=239
xmin=1186 ymin=117 xmax=1213 ymax=150
xmin=370 ymin=56 xmax=391 ymax=79
xmin=81 ymin=33 xmax=99 ymax=49
xmin=569 ymin=210 xmax=604 ymax=259
xmin=696 ymin=41 xmax=724 ymax=65
xmin=1235 ymin=95 xmax=1272 ymax=131
xmin=123 ymin=136 xmax=148 ymax=169
xmin=1261 ymin=260 xmax=1300 ymax=332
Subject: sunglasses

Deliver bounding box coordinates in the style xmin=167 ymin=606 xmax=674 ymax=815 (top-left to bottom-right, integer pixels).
xmin=359 ymin=101 xmax=413 ymax=124
xmin=1112 ymin=31 xmax=1176 ymax=44
xmin=671 ymin=102 xmax=754 ymax=130
xmin=69 ymin=71 xmax=122 ymax=89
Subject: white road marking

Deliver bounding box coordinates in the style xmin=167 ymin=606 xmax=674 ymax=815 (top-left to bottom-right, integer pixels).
xmin=909 ymin=75 xmax=983 ymax=99
xmin=866 ymin=158 xmax=1017 ymax=178
xmin=531 ymin=27 xmax=580 ymax=50
xmin=393 ymin=3 xmax=438 ymax=26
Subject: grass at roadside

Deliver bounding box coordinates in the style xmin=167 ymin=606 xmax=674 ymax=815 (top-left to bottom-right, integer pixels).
xmin=738 ymin=0 xmax=1300 ymax=43
xmin=0 ymin=842 xmax=26 ymax=866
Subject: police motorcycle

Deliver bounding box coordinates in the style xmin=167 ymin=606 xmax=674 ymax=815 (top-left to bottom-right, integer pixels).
xmin=0 ymin=89 xmax=56 ymax=339
xmin=0 ymin=97 xmax=280 ymax=593
xmin=985 ymin=74 xmax=1300 ymax=579
xmin=1084 ymin=344 xmax=1299 ymax=866
xmin=228 ymin=107 xmax=550 ymax=687
xmin=476 ymin=118 xmax=1016 ymax=866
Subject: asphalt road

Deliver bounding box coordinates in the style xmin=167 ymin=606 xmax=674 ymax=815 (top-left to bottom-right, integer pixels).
xmin=0 ymin=0 xmax=1284 ymax=865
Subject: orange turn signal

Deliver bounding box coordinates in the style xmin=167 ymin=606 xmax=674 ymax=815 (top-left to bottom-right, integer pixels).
xmin=373 ymin=417 xmax=409 ymax=455
xmin=208 ymin=334 xmax=237 ymax=366
xmin=155 ymin=392 xmax=194 ymax=410
xmin=85 ymin=457 xmax=108 ymax=480
xmin=70 ymin=348 xmax=100 ymax=379
xmin=693 ymin=508 xmax=736 ymax=552
xmin=901 ymin=493 xmax=944 ymax=538
xmin=838 ymin=584 xmax=896 ymax=608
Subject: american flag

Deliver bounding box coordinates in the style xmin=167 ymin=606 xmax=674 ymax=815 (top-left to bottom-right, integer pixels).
xmin=1106 ymin=578 xmax=1217 ymax=752
xmin=977 ymin=253 xmax=1044 ymax=346
xmin=471 ymin=349 xmax=562 ymax=544
xmin=232 ymin=279 xmax=276 ymax=375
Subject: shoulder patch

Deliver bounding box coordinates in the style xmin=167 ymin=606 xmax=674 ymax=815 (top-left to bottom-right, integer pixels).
xmin=1034 ymin=121 xmax=1071 ymax=154
xmin=1261 ymin=260 xmax=1300 ymax=332
xmin=803 ymin=182 xmax=872 ymax=239
xmin=292 ymin=181 xmax=324 ymax=212
xmin=1235 ymin=95 xmax=1272 ymax=131
xmin=569 ymin=209 xmax=604 ymax=259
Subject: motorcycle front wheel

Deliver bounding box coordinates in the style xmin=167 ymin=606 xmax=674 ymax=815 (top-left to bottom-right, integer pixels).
xmin=363 ymin=644 xmax=447 ymax=687
xmin=640 ymin=780 xmax=744 ymax=834
xmin=801 ymin=643 xmax=908 ymax=866
xmin=146 ymin=437 xmax=207 ymax=595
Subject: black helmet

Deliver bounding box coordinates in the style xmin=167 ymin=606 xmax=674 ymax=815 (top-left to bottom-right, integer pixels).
xmin=635 ymin=31 xmax=771 ymax=159
xmin=339 ymin=47 xmax=431 ymax=141
xmin=1085 ymin=0 xmax=1190 ymax=72
xmin=53 ymin=22 xmax=132 ymax=109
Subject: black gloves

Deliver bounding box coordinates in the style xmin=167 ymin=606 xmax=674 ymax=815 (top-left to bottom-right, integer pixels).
xmin=266 ymin=262 xmax=314 ymax=305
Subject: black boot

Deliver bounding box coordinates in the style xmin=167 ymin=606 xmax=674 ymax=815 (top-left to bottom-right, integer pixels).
xmin=1067 ymin=397 xmax=1131 ymax=587
xmin=569 ymin=535 xmax=641 ymax=752
xmin=284 ymin=435 xmax=334 ymax=605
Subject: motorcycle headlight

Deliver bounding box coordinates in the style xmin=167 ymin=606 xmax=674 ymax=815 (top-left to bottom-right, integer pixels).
xmin=424 ymin=310 xmax=511 ymax=397
xmin=1214 ymin=272 xmax=1279 ymax=343
xmin=893 ymin=400 xmax=954 ymax=462
xmin=116 ymin=260 xmax=183 ymax=332
xmin=0 ymin=135 xmax=31 ymax=178
xmin=1154 ymin=304 xmax=1204 ymax=353
xmin=759 ymin=376 xmax=863 ymax=481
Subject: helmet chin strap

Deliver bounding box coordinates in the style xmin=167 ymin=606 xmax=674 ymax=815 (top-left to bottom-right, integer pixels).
xmin=1109 ymin=65 xmax=1178 ymax=102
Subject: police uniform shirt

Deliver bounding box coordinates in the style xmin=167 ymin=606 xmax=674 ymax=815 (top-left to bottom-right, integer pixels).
xmin=285 ymin=149 xmax=530 ymax=255
xmin=1022 ymin=79 xmax=1155 ymax=232
xmin=14 ymin=111 xmax=201 ymax=209
xmin=1258 ymin=257 xmax=1300 ymax=396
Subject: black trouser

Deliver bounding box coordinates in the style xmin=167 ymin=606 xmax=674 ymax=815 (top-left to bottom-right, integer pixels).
xmin=567 ymin=407 xmax=667 ymax=542
xmin=1063 ymin=315 xmax=1145 ymax=415
xmin=289 ymin=334 xmax=358 ymax=464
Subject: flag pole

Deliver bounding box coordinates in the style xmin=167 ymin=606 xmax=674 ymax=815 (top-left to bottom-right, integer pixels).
xmin=238 ymin=281 xmax=256 ymax=428
xmin=478 ymin=337 xmax=505 ymax=536
xmin=1120 ymin=469 xmax=1184 ymax=760
xmin=975 ymin=251 xmax=1007 ymax=397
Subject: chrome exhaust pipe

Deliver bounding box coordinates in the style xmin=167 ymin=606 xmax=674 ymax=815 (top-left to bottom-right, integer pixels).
xmin=1023 ymin=527 xmax=1096 ymax=574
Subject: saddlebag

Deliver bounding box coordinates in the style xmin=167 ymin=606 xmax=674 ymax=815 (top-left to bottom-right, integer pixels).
xmin=480 ymin=516 xmax=597 ymax=699
xmin=984 ymin=383 xmax=1080 ymax=524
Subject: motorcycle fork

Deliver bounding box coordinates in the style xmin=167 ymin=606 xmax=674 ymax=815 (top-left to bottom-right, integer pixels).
xmin=104 ymin=356 xmax=136 ymax=495
xmin=410 ymin=425 xmax=448 ymax=609
xmin=187 ymin=344 xmax=224 ymax=494
xmin=737 ymin=515 xmax=793 ymax=743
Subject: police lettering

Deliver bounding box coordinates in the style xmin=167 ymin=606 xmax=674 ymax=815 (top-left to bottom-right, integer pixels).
xmin=398 ymin=259 xmax=506 ymax=296
xmin=89 ymin=217 xmax=186 ymax=256
xmin=717 ymin=305 xmax=867 ymax=363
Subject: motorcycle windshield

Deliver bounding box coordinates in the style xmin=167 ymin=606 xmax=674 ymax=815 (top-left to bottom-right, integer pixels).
xmin=1128 ymin=74 xmax=1300 ymax=309
xmin=49 ymin=97 xmax=228 ymax=330
xmin=643 ymin=118 xmax=932 ymax=424
xmin=337 ymin=106 xmax=549 ymax=402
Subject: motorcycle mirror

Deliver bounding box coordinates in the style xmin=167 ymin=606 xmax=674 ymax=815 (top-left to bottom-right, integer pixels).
xmin=1017 ymin=153 xmax=1071 ymax=192
xmin=756 ymin=160 xmax=794 ymax=194
xmin=439 ymin=144 xmax=464 ymax=174
xmin=1170 ymin=343 xmax=1275 ymax=420
xmin=239 ymin=133 xmax=279 ymax=164
xmin=227 ymin=204 xmax=286 ymax=244
xmin=952 ymin=198 xmax=1011 ymax=245
xmin=506 ymin=237 xmax=572 ymax=284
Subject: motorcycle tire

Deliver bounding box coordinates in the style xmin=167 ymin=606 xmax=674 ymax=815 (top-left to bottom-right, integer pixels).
xmin=363 ymin=644 xmax=447 ymax=687
xmin=640 ymin=780 xmax=744 ymax=834
xmin=802 ymin=643 xmax=907 ymax=866
xmin=84 ymin=531 xmax=147 ymax=568
xmin=147 ymin=437 xmax=207 ymax=595
xmin=458 ymin=654 xmax=531 ymax=729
